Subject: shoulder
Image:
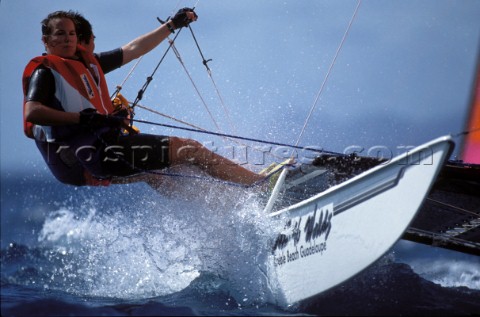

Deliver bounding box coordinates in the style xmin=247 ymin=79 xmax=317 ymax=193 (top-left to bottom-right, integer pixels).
xmin=23 ymin=56 xmax=53 ymax=85
xmin=24 ymin=54 xmax=70 ymax=76
xmin=24 ymin=55 xmax=49 ymax=76
xmin=28 ymin=66 xmax=54 ymax=86
xmin=96 ymin=48 xmax=123 ymax=74
xmin=24 ymin=65 xmax=55 ymax=102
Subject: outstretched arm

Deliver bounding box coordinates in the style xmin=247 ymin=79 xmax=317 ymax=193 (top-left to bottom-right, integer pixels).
xmin=121 ymin=9 xmax=197 ymax=65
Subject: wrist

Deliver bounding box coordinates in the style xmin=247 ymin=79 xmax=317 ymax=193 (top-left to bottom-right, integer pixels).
xmin=75 ymin=112 xmax=81 ymax=124
xmin=166 ymin=21 xmax=176 ymax=33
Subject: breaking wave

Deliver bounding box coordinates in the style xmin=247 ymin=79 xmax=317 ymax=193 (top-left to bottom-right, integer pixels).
xmin=32 ymin=174 xmax=279 ymax=304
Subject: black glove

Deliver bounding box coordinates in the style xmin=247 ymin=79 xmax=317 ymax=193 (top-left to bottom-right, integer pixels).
xmin=112 ymin=108 xmax=130 ymax=119
xmin=171 ymin=7 xmax=197 ymax=29
xmin=79 ymin=109 xmax=124 ymax=129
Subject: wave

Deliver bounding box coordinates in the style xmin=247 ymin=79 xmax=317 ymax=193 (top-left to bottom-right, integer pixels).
xmin=3 ymin=243 xmax=480 ymax=316
xmin=406 ymin=257 xmax=480 ymax=290
xmin=3 ymin=173 xmax=280 ymax=304
xmin=2 ymin=172 xmax=480 ymax=315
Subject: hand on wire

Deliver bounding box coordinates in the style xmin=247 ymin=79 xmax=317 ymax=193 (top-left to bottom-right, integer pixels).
xmin=171 ymin=8 xmax=198 ymax=29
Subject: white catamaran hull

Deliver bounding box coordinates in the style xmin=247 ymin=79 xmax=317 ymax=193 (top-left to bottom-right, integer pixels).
xmin=267 ymin=135 xmax=454 ymax=305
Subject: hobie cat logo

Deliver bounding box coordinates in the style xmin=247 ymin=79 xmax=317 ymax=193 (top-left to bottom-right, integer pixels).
xmin=272 ymin=203 xmax=333 ymax=267
xmin=80 ymin=74 xmax=95 ymax=99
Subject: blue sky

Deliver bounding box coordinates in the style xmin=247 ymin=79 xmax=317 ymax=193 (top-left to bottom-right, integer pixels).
xmin=1 ymin=0 xmax=479 ymax=175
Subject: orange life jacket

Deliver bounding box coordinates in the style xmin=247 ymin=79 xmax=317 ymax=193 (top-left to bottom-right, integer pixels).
xmin=22 ymin=46 xmax=115 ymax=140
xmin=22 ymin=47 xmax=114 ymax=186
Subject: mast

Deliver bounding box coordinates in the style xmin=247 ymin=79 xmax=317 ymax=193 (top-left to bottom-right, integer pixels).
xmin=460 ymin=54 xmax=480 ymax=164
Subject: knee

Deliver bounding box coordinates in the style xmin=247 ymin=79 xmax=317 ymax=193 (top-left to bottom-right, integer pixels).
xmin=171 ymin=137 xmax=203 ymax=152
xmin=170 ymin=137 xmax=204 ymax=163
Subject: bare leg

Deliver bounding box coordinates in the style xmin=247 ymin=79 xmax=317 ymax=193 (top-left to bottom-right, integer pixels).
xmin=169 ymin=137 xmax=264 ymax=186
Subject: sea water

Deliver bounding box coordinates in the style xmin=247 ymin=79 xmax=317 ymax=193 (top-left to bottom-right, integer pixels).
xmin=1 ymin=170 xmax=479 ymax=316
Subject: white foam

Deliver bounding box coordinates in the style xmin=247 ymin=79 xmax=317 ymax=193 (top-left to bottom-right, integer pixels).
xmin=409 ymin=258 xmax=480 ymax=290
xmin=37 ymin=178 xmax=277 ymax=303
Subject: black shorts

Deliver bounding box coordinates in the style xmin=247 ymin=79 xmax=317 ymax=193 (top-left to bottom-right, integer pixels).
xmin=36 ymin=140 xmax=87 ymax=186
xmin=101 ymin=133 xmax=170 ymax=177
xmin=36 ymin=133 xmax=170 ymax=185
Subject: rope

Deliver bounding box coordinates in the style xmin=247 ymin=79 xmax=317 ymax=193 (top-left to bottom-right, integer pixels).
xmin=130 ymin=26 xmax=184 ymax=112
xmin=188 ymin=25 xmax=238 ymax=134
xmin=89 ymin=126 xmax=258 ymax=189
xmin=89 ymin=2 xmax=283 ymax=188
xmin=100 ymin=2 xmax=358 ymax=188
xmin=132 ymin=117 xmax=344 ymax=157
xmin=169 ymin=39 xmax=223 ymax=132
xmin=112 ymin=5 xmax=263 ymax=156
xmin=153 ymin=8 xmax=231 ymax=135
xmin=110 ymin=56 xmax=143 ymax=99
xmin=294 ymin=0 xmax=362 ymax=147
xmin=426 ymin=197 xmax=479 ymax=217
xmin=110 ymin=4 xmax=184 ymax=100
xmin=135 ymin=103 xmax=210 ymax=132
xmin=134 ymin=101 xmax=297 ymax=162
xmin=453 ymin=126 xmax=480 ymax=138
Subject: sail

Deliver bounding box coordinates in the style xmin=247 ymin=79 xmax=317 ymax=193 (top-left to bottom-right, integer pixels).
xmin=461 ymin=57 xmax=480 ymax=163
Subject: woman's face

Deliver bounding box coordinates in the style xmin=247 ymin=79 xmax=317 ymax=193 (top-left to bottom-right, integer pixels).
xmin=42 ymin=17 xmax=77 ymax=58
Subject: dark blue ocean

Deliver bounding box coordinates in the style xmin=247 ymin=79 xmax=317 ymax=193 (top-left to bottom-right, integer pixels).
xmin=1 ymin=170 xmax=479 ymax=316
